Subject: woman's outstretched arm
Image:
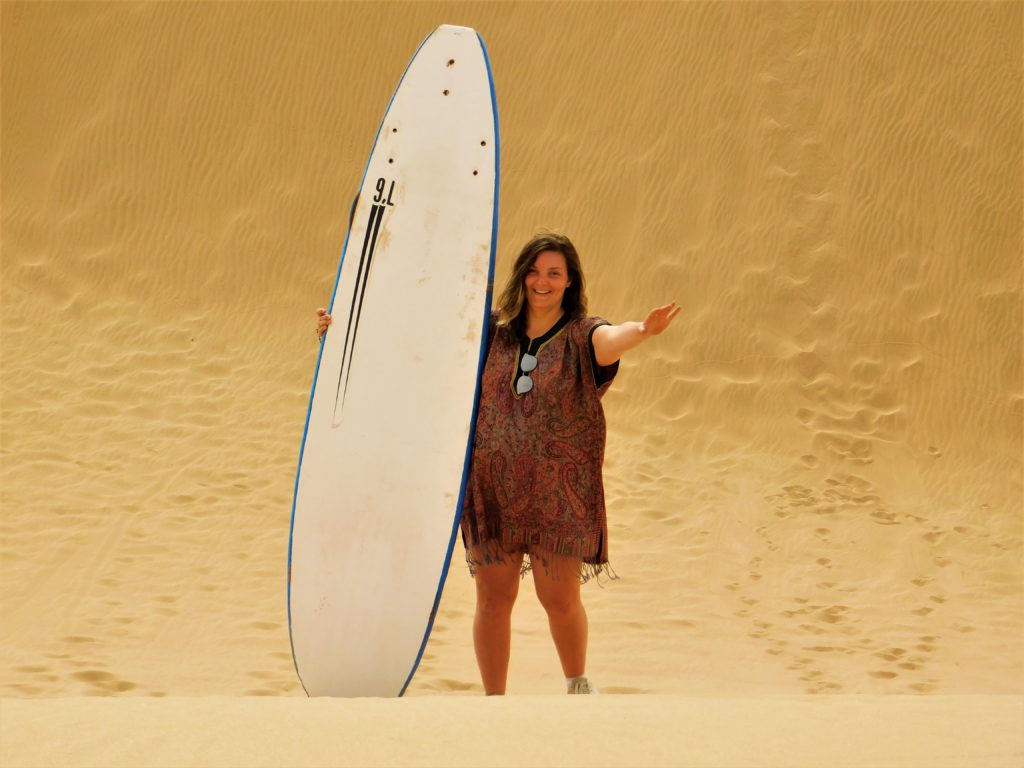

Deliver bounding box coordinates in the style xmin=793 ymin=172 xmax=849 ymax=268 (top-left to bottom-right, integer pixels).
xmin=591 ymin=302 xmax=681 ymax=367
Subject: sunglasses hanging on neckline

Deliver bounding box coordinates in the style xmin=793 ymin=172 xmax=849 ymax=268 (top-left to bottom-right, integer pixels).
xmin=516 ymin=352 xmax=537 ymax=394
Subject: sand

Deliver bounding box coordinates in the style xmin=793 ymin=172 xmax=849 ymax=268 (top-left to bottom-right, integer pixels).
xmin=1 ymin=1 xmax=1021 ymax=766
xmin=3 ymin=696 xmax=1022 ymax=768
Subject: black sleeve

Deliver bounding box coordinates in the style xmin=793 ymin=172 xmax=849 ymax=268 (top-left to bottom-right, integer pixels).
xmin=587 ymin=321 xmax=619 ymax=389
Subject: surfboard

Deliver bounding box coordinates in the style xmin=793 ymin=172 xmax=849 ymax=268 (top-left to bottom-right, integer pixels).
xmin=287 ymin=25 xmax=498 ymax=697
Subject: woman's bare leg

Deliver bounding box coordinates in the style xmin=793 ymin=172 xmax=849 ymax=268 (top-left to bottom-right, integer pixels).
xmin=531 ymin=554 xmax=587 ymax=678
xmin=472 ymin=548 xmax=523 ymax=695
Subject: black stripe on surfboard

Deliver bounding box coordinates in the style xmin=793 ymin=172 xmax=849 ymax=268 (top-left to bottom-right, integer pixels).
xmin=333 ymin=202 xmax=385 ymax=419
xmin=334 ymin=204 xmax=377 ymax=414
xmin=341 ymin=202 xmax=386 ymax=405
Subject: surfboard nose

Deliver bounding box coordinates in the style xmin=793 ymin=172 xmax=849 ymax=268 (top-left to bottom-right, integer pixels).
xmin=437 ymin=24 xmax=476 ymax=35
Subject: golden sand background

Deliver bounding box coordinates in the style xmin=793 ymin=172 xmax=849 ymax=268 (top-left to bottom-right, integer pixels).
xmin=2 ymin=2 xmax=1022 ymax=764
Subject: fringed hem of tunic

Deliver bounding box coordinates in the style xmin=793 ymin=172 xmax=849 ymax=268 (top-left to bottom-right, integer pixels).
xmin=464 ymin=531 xmax=619 ymax=586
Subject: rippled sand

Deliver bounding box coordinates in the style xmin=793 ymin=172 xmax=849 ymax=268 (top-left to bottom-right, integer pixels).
xmin=2 ymin=2 xmax=1021 ymax=766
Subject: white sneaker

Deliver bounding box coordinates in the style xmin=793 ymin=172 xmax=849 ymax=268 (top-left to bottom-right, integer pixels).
xmin=567 ymin=677 xmax=598 ymax=694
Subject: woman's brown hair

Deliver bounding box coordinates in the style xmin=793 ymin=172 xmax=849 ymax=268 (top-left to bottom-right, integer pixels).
xmin=496 ymin=232 xmax=588 ymax=337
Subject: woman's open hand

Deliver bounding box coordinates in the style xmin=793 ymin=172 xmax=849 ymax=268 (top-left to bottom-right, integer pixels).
xmin=639 ymin=302 xmax=681 ymax=336
xmin=316 ymin=307 xmax=332 ymax=340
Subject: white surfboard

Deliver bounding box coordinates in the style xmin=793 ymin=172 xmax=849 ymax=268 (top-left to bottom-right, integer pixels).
xmin=287 ymin=25 xmax=498 ymax=697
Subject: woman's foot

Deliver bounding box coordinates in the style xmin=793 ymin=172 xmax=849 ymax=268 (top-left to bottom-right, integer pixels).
xmin=566 ymin=675 xmax=597 ymax=694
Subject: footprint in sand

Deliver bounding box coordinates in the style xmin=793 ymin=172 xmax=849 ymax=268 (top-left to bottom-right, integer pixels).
xmin=435 ymin=678 xmax=475 ymax=692
xmin=249 ymin=621 xmax=281 ymax=631
xmin=71 ymin=669 xmax=137 ymax=694
xmin=797 ymin=623 xmax=827 ymax=636
xmin=6 ymin=683 xmax=45 ymax=695
xmin=923 ymin=529 xmax=945 ymax=543
xmin=61 ymin=636 xmax=97 ymax=645
xmin=874 ymin=647 xmax=907 ymax=662
xmin=815 ymin=605 xmax=848 ymax=624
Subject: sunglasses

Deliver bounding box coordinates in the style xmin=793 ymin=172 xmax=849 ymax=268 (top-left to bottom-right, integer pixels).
xmin=515 ymin=353 xmax=538 ymax=394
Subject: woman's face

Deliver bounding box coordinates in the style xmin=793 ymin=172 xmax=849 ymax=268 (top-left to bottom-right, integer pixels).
xmin=524 ymin=250 xmax=571 ymax=313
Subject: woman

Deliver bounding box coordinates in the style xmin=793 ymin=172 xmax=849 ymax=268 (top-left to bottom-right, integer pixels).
xmin=316 ymin=232 xmax=679 ymax=695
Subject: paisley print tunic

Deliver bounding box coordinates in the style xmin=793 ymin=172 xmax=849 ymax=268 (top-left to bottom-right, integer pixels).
xmin=460 ymin=312 xmax=619 ymax=582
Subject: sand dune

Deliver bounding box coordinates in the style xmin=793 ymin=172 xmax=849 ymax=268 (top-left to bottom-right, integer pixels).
xmin=1 ymin=2 xmax=1021 ymax=766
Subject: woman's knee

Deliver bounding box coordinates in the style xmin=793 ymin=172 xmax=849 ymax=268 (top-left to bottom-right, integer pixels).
xmin=475 ymin=567 xmax=520 ymax=613
xmin=536 ymin=588 xmax=581 ymax=616
xmin=533 ymin=562 xmax=583 ymax=616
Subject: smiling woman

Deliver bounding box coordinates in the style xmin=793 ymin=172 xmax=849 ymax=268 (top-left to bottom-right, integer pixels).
xmin=457 ymin=231 xmax=680 ymax=695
